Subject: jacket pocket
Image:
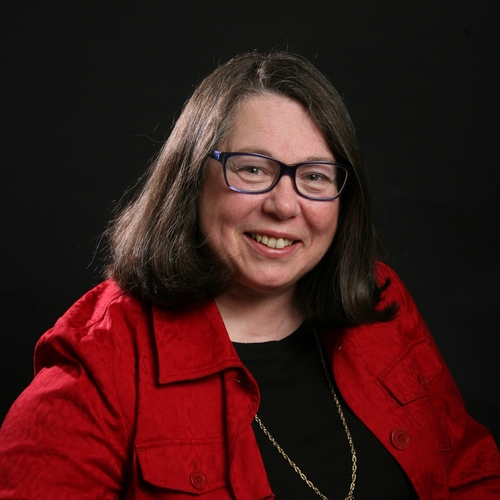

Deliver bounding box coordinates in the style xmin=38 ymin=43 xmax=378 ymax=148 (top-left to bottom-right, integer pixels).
xmin=377 ymin=339 xmax=450 ymax=451
xmin=136 ymin=437 xmax=229 ymax=495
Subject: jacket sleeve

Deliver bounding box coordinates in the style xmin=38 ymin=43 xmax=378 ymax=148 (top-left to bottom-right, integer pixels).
xmin=382 ymin=263 xmax=500 ymax=498
xmin=0 ymin=287 xmax=137 ymax=499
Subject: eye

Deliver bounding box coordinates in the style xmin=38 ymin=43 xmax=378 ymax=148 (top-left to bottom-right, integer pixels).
xmin=298 ymin=167 xmax=334 ymax=185
xmin=303 ymin=172 xmax=331 ymax=183
xmin=237 ymin=165 xmax=268 ymax=176
xmin=296 ymin=164 xmax=338 ymax=196
xmin=226 ymin=155 xmax=278 ymax=185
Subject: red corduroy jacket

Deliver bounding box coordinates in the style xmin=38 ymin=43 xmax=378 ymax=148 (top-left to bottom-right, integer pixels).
xmin=1 ymin=264 xmax=499 ymax=499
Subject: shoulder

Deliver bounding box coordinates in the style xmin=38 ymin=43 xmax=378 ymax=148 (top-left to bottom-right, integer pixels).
xmin=34 ymin=280 xmax=151 ymax=373
xmin=373 ymin=262 xmax=427 ymax=337
xmin=0 ymin=281 xmax=149 ymax=494
xmin=328 ymin=262 xmax=436 ymax=374
xmin=375 ymin=261 xmax=414 ymax=309
xmin=52 ymin=280 xmax=145 ymax=330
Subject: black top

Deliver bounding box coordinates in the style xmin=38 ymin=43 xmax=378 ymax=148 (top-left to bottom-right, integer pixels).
xmin=233 ymin=325 xmax=418 ymax=500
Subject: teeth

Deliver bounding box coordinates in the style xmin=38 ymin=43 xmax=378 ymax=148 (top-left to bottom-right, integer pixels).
xmin=251 ymin=233 xmax=294 ymax=249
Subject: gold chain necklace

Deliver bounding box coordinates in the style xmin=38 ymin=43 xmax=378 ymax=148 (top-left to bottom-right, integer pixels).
xmin=254 ymin=330 xmax=357 ymax=500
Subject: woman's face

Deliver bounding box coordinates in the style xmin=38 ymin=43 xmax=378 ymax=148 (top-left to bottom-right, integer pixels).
xmin=198 ymin=94 xmax=339 ymax=297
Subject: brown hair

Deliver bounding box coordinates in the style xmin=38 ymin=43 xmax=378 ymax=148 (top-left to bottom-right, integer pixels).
xmin=106 ymin=50 xmax=396 ymax=327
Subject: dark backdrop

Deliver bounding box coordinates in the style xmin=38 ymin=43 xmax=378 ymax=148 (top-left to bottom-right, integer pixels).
xmin=2 ymin=1 xmax=499 ymax=443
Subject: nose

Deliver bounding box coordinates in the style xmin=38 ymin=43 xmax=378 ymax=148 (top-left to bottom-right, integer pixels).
xmin=262 ymin=175 xmax=301 ymax=219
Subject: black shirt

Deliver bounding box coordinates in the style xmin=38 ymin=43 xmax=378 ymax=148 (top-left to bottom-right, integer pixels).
xmin=233 ymin=325 xmax=417 ymax=500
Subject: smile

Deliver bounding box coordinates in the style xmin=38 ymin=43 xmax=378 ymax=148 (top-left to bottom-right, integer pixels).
xmin=250 ymin=233 xmax=295 ymax=249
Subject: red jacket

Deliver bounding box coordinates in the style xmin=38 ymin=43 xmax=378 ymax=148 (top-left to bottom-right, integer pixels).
xmin=1 ymin=264 xmax=499 ymax=499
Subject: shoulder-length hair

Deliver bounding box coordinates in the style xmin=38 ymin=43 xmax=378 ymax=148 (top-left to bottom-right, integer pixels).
xmin=106 ymin=50 xmax=396 ymax=327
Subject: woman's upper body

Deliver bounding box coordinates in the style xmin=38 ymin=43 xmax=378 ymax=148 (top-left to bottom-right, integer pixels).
xmin=1 ymin=51 xmax=499 ymax=498
xmin=0 ymin=263 xmax=499 ymax=499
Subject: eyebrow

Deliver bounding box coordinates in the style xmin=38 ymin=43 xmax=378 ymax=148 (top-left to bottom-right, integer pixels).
xmin=234 ymin=148 xmax=336 ymax=163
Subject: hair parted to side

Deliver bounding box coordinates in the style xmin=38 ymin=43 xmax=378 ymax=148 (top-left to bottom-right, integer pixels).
xmin=106 ymin=50 xmax=396 ymax=327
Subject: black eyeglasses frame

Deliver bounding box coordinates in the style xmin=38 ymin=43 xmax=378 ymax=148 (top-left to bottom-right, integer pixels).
xmin=210 ymin=150 xmax=351 ymax=201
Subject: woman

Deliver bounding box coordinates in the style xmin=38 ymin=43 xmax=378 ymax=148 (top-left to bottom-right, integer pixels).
xmin=0 ymin=51 xmax=499 ymax=499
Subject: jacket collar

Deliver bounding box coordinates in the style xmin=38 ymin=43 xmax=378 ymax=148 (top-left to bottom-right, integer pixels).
xmin=152 ymin=300 xmax=243 ymax=384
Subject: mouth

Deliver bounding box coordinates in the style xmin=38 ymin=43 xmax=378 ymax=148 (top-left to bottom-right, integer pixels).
xmin=250 ymin=233 xmax=295 ymax=249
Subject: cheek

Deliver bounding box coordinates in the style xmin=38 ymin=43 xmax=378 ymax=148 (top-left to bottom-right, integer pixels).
xmin=309 ymin=203 xmax=339 ymax=241
xmin=198 ymin=171 xmax=228 ymax=239
xmin=198 ymin=190 xmax=249 ymax=243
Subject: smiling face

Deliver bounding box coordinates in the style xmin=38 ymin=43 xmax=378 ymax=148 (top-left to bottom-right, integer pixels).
xmin=198 ymin=94 xmax=339 ymax=299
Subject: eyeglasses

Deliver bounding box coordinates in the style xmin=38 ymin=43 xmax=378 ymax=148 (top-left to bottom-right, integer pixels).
xmin=210 ymin=150 xmax=350 ymax=201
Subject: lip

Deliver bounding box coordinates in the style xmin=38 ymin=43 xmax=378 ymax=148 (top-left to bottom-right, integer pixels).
xmin=246 ymin=230 xmax=300 ymax=242
xmin=244 ymin=232 xmax=301 ymax=257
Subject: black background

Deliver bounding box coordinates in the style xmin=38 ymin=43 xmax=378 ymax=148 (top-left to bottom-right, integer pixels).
xmin=1 ymin=1 xmax=499 ymax=443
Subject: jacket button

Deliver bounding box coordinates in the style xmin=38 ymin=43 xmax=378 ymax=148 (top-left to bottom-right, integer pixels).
xmin=190 ymin=471 xmax=206 ymax=490
xmin=418 ymin=374 xmax=430 ymax=390
xmin=390 ymin=428 xmax=410 ymax=450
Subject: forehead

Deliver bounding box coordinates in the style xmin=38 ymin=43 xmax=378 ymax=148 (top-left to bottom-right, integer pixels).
xmin=221 ymin=94 xmax=333 ymax=163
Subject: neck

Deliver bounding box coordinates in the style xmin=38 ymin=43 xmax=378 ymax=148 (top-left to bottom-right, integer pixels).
xmin=215 ymin=285 xmax=303 ymax=343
